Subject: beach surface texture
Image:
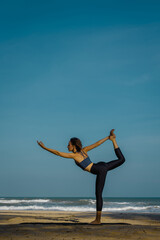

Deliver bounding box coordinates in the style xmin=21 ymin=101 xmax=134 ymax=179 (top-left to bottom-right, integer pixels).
xmin=0 ymin=210 xmax=160 ymax=240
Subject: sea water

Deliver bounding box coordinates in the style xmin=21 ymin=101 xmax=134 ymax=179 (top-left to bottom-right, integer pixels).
xmin=0 ymin=197 xmax=160 ymax=213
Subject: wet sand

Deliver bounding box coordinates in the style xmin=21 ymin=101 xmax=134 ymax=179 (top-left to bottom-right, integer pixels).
xmin=0 ymin=211 xmax=160 ymax=239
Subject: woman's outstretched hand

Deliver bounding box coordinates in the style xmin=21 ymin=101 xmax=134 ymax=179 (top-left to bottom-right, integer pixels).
xmin=37 ymin=140 xmax=46 ymax=149
xmin=109 ymin=129 xmax=116 ymax=141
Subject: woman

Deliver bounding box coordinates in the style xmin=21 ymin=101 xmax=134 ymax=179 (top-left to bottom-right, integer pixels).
xmin=37 ymin=129 xmax=125 ymax=224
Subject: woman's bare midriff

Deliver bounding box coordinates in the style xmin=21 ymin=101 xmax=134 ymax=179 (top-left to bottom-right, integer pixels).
xmin=85 ymin=162 xmax=94 ymax=172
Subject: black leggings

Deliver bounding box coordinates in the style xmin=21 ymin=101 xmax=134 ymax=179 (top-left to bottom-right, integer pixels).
xmin=90 ymin=147 xmax=125 ymax=211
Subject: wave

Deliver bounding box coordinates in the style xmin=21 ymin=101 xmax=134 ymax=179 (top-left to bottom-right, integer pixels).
xmin=0 ymin=198 xmax=160 ymax=213
xmin=103 ymin=206 xmax=160 ymax=211
xmin=88 ymin=199 xmax=96 ymax=204
xmin=79 ymin=199 xmax=95 ymax=202
xmin=0 ymin=199 xmax=130 ymax=205
xmin=0 ymin=205 xmax=95 ymax=211
xmin=113 ymin=202 xmax=130 ymax=205
xmin=0 ymin=199 xmax=50 ymax=204
xmin=0 ymin=205 xmax=159 ymax=212
xmin=79 ymin=200 xmax=135 ymax=205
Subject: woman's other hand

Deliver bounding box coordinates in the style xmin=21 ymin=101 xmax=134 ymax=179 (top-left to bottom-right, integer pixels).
xmin=37 ymin=140 xmax=46 ymax=149
xmin=109 ymin=129 xmax=116 ymax=141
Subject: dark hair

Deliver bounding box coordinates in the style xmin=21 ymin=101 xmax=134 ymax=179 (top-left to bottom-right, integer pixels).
xmin=70 ymin=137 xmax=82 ymax=152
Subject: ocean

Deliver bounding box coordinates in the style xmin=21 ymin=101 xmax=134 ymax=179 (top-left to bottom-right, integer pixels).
xmin=0 ymin=197 xmax=160 ymax=213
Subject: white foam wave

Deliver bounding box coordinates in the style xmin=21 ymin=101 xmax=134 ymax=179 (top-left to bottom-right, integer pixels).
xmin=54 ymin=201 xmax=72 ymax=204
xmin=88 ymin=200 xmax=96 ymax=204
xmin=79 ymin=199 xmax=96 ymax=204
xmin=153 ymin=205 xmax=160 ymax=209
xmin=103 ymin=206 xmax=156 ymax=211
xmin=0 ymin=199 xmax=50 ymax=204
xmin=0 ymin=205 xmax=159 ymax=212
xmin=79 ymin=199 xmax=94 ymax=202
xmin=113 ymin=202 xmax=130 ymax=205
xmin=0 ymin=205 xmax=95 ymax=211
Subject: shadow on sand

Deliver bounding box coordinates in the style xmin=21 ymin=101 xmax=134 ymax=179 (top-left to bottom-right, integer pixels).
xmin=19 ymin=222 xmax=131 ymax=226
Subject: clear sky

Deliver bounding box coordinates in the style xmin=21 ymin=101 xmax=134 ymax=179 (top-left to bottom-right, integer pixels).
xmin=0 ymin=0 xmax=160 ymax=198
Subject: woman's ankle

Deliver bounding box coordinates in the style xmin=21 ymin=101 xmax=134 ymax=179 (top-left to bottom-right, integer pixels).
xmin=96 ymin=211 xmax=102 ymax=221
xmin=112 ymin=139 xmax=118 ymax=149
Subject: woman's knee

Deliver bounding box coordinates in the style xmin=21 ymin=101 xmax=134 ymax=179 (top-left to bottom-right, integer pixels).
xmin=121 ymin=156 xmax=125 ymax=164
xmin=116 ymin=148 xmax=125 ymax=163
xmin=95 ymin=190 xmax=103 ymax=199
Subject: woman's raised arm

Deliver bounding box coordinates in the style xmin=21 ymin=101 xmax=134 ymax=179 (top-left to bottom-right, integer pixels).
xmin=37 ymin=141 xmax=75 ymax=159
xmin=83 ymin=129 xmax=115 ymax=152
xmin=83 ymin=136 xmax=110 ymax=152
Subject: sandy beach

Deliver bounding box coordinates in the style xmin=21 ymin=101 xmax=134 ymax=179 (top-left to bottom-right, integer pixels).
xmin=0 ymin=211 xmax=160 ymax=239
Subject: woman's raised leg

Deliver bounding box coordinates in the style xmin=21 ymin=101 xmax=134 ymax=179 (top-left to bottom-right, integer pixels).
xmin=90 ymin=131 xmax=125 ymax=224
xmin=106 ymin=136 xmax=125 ymax=171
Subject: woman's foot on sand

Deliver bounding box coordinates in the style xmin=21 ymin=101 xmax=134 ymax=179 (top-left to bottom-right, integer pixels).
xmin=89 ymin=219 xmax=101 ymax=224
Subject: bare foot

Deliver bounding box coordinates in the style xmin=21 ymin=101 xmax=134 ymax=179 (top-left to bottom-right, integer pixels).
xmin=109 ymin=129 xmax=116 ymax=140
xmin=89 ymin=219 xmax=101 ymax=224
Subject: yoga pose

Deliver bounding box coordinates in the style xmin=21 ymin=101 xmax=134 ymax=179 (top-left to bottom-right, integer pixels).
xmin=37 ymin=129 xmax=125 ymax=224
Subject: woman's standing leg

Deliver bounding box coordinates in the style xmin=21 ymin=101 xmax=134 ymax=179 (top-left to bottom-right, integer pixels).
xmin=90 ymin=167 xmax=107 ymax=224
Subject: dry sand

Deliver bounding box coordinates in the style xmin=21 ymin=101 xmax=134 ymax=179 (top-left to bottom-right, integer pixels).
xmin=0 ymin=210 xmax=160 ymax=239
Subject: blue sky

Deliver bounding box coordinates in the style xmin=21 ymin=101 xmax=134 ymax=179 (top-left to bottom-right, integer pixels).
xmin=0 ymin=0 xmax=160 ymax=197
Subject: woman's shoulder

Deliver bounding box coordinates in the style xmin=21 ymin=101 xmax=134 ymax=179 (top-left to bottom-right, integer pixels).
xmin=81 ymin=148 xmax=89 ymax=157
xmin=74 ymin=149 xmax=88 ymax=158
xmin=82 ymin=147 xmax=88 ymax=153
